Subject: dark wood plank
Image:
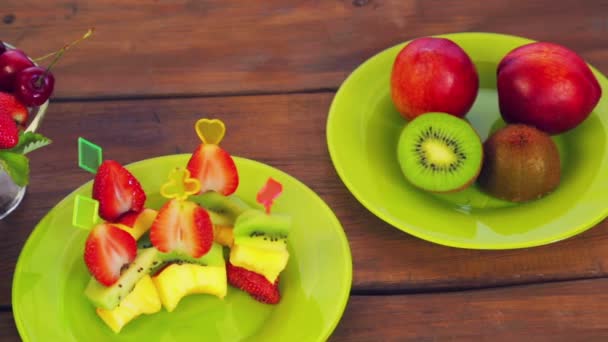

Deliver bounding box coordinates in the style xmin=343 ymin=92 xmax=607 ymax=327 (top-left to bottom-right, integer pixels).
xmin=2 ymin=94 xmax=608 ymax=306
xmin=332 ymin=279 xmax=608 ymax=341
xmin=0 ymin=311 xmax=19 ymax=342
xmin=1 ymin=0 xmax=607 ymax=98
xmin=6 ymin=279 xmax=607 ymax=341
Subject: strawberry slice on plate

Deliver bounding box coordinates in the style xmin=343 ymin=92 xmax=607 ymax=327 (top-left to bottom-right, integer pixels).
xmin=93 ymin=160 xmax=146 ymax=222
xmin=187 ymin=144 xmax=238 ymax=196
xmin=227 ymin=262 xmax=280 ymax=304
xmin=84 ymin=223 xmax=138 ymax=286
xmin=149 ymin=199 xmax=213 ymax=258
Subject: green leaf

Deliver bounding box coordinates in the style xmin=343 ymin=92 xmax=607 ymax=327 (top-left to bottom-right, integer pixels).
xmin=8 ymin=131 xmax=52 ymax=155
xmin=0 ymin=151 xmax=30 ymax=186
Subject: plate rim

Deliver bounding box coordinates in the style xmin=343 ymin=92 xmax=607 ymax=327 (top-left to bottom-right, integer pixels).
xmin=327 ymin=31 xmax=608 ymax=250
xmin=12 ymin=154 xmax=353 ymax=341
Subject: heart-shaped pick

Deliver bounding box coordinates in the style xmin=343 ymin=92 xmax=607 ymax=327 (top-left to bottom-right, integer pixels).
xmin=160 ymin=167 xmax=201 ymax=201
xmin=195 ymin=118 xmax=226 ymax=145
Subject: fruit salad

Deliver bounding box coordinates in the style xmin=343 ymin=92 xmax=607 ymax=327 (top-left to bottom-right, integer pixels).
xmin=78 ymin=119 xmax=292 ymax=333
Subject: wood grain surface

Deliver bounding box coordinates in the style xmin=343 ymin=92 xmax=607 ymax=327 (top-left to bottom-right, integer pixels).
xmin=331 ymin=279 xmax=608 ymax=341
xmin=2 ymin=0 xmax=608 ymax=340
xmin=2 ymin=94 xmax=608 ymax=308
xmin=4 ymin=279 xmax=608 ymax=341
xmin=0 ymin=0 xmax=606 ymax=99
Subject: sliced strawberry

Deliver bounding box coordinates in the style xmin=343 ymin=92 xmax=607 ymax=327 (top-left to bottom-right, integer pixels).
xmin=92 ymin=160 xmax=146 ymax=222
xmin=0 ymin=92 xmax=28 ymax=126
xmin=117 ymin=211 xmax=139 ymax=227
xmin=149 ymin=199 xmax=213 ymax=258
xmin=227 ymin=262 xmax=280 ymax=304
xmin=84 ymin=223 xmax=137 ymax=286
xmin=186 ymin=144 xmax=239 ymax=196
xmin=0 ymin=113 xmax=18 ymax=149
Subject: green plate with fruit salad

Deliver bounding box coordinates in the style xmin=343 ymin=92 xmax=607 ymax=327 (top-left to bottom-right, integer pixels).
xmin=12 ymin=155 xmax=352 ymax=341
xmin=327 ymin=32 xmax=608 ymax=249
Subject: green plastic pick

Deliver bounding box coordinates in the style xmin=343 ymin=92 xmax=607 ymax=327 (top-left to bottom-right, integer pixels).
xmin=78 ymin=137 xmax=103 ymax=173
xmin=72 ymin=195 xmax=100 ymax=230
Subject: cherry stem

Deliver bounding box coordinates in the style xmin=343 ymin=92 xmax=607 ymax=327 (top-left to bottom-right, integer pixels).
xmin=33 ymin=28 xmax=95 ymax=88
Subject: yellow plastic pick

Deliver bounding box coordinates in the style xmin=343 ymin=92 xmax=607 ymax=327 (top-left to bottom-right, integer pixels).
xmin=160 ymin=167 xmax=201 ymax=201
xmin=195 ymin=118 xmax=226 ymax=145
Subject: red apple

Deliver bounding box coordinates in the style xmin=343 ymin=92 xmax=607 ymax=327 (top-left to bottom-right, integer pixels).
xmin=390 ymin=37 xmax=479 ymax=120
xmin=497 ymin=42 xmax=602 ymax=135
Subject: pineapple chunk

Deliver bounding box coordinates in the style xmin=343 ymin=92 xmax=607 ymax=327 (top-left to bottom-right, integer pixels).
xmin=115 ymin=208 xmax=158 ymax=240
xmin=152 ymin=264 xmax=227 ymax=312
xmin=96 ymin=275 xmax=161 ymax=334
xmin=213 ymin=225 xmax=234 ymax=247
xmin=229 ymin=243 xmax=289 ymax=283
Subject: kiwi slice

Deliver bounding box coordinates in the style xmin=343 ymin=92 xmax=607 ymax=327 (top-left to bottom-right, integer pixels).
xmin=478 ymin=124 xmax=560 ymax=202
xmin=85 ymin=244 xmax=226 ymax=310
xmin=231 ymin=210 xmax=291 ymax=283
xmin=397 ymin=112 xmax=483 ymax=192
xmin=233 ymin=209 xmax=291 ymax=245
xmin=191 ymin=192 xmax=250 ymax=220
xmin=150 ymin=243 xmax=225 ymax=274
xmin=85 ymin=247 xmax=159 ymax=310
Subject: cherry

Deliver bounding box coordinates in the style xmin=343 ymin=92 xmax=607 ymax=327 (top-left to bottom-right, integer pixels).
xmin=0 ymin=49 xmax=34 ymax=92
xmin=12 ymin=28 xmax=94 ymax=106
xmin=15 ymin=67 xmax=55 ymax=106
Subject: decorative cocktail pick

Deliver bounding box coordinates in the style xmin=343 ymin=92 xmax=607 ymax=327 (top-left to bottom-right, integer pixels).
xmin=160 ymin=167 xmax=201 ymax=201
xmin=256 ymin=178 xmax=283 ymax=214
xmin=72 ymin=194 xmax=100 ymax=230
xmin=195 ymin=118 xmax=226 ymax=145
xmin=78 ymin=137 xmax=103 ymax=173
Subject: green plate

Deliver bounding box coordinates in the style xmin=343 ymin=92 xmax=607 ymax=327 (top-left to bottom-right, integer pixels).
xmin=327 ymin=32 xmax=608 ymax=249
xmin=12 ymin=155 xmax=352 ymax=341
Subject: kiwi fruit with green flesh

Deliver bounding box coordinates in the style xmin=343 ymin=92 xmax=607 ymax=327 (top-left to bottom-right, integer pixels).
xmin=231 ymin=209 xmax=291 ymax=282
xmin=149 ymin=243 xmax=225 ymax=274
xmin=397 ymin=112 xmax=483 ymax=193
xmin=191 ymin=192 xmax=250 ymax=220
xmin=136 ymin=232 xmax=152 ymax=249
xmin=85 ymin=247 xmax=159 ymax=310
xmin=85 ymin=244 xmax=225 ymax=310
xmin=478 ymin=124 xmax=560 ymax=202
xmin=233 ymin=209 xmax=291 ymax=247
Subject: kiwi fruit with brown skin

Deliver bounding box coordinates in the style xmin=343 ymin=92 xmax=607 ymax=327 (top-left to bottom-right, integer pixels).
xmin=397 ymin=112 xmax=483 ymax=193
xmin=478 ymin=124 xmax=560 ymax=202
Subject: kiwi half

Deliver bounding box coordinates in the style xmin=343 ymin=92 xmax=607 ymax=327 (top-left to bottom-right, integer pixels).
xmin=397 ymin=112 xmax=483 ymax=192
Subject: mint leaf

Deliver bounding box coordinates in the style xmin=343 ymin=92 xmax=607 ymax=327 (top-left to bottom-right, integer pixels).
xmin=0 ymin=152 xmax=29 ymax=186
xmin=9 ymin=132 xmax=52 ymax=155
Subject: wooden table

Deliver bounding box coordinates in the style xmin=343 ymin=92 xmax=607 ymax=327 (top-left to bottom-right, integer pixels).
xmin=2 ymin=1 xmax=608 ymax=340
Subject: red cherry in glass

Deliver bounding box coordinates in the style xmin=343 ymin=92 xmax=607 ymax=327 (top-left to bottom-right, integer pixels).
xmin=15 ymin=66 xmax=55 ymax=106
xmin=0 ymin=49 xmax=34 ymax=91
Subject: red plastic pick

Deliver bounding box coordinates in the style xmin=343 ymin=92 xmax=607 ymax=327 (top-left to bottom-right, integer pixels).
xmin=256 ymin=178 xmax=283 ymax=214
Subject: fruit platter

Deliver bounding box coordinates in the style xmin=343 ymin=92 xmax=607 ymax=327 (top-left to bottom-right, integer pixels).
xmin=12 ymin=119 xmax=352 ymax=341
xmin=327 ymin=32 xmax=608 ymax=249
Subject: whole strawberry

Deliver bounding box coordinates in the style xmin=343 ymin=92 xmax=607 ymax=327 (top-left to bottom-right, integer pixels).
xmin=0 ymin=92 xmax=28 ymax=127
xmin=0 ymin=113 xmax=18 ymax=148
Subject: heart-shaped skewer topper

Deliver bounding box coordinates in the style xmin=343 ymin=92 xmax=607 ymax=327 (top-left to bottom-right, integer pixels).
xmin=160 ymin=167 xmax=201 ymax=201
xmin=257 ymin=178 xmax=283 ymax=214
xmin=195 ymin=118 xmax=226 ymax=145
